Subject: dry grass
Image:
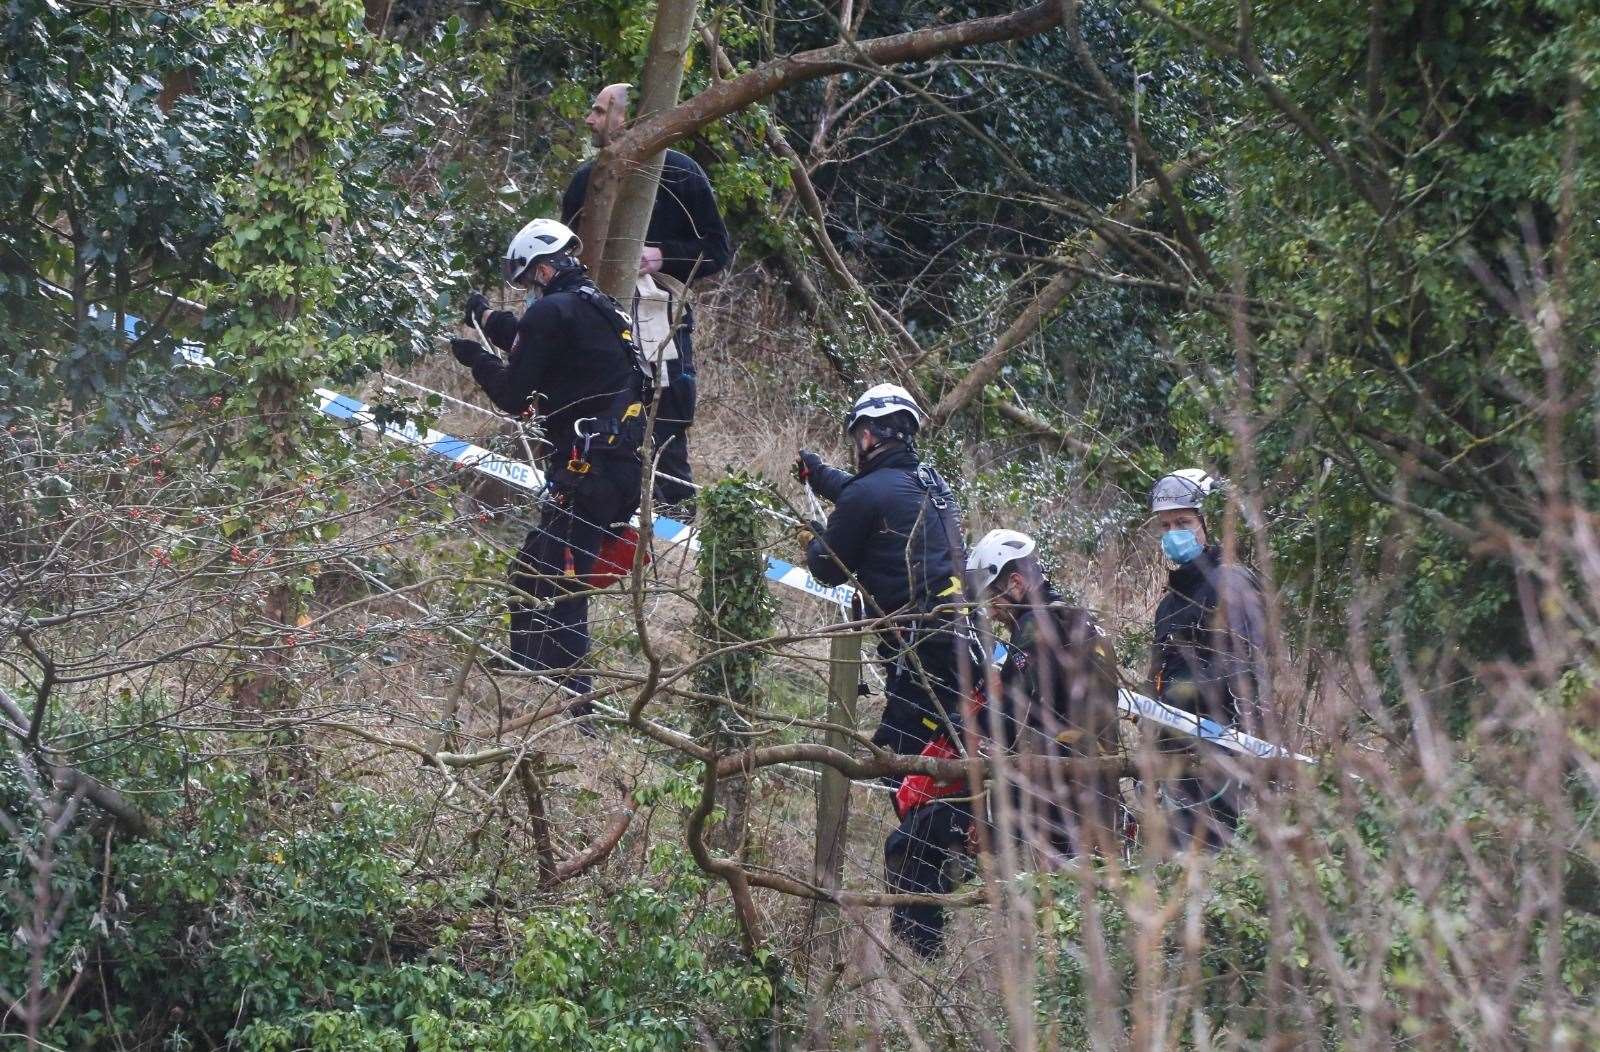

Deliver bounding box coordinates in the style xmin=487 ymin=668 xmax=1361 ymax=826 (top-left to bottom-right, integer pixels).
xmin=11 ymin=259 xmax=1594 ymax=1049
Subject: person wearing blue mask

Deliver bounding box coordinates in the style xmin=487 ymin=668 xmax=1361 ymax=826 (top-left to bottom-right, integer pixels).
xmin=1146 ymin=469 xmax=1267 ymax=849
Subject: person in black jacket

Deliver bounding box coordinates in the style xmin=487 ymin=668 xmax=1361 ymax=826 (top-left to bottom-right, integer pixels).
xmin=795 ymin=384 xmax=973 ymax=764
xmin=967 ymin=529 xmax=1124 ymax=861
xmin=1146 ymin=469 xmax=1267 ymax=849
xmin=451 ymin=219 xmax=645 ymax=706
xmin=562 ymin=83 xmax=731 ymax=514
xmin=880 ymin=529 xmax=1124 ymax=957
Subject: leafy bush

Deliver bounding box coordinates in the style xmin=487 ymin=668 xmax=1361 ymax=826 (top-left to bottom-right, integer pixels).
xmin=2 ymin=721 xmax=772 ymax=1050
xmin=1033 ymin=781 xmax=1600 ymax=1047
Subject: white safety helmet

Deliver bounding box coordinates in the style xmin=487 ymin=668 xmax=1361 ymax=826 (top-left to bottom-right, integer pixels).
xmin=502 ymin=219 xmax=582 ymax=287
xmin=966 ymin=528 xmax=1037 ymax=595
xmin=1149 ymin=468 xmax=1224 ymax=514
xmin=845 ymin=383 xmax=925 ymax=435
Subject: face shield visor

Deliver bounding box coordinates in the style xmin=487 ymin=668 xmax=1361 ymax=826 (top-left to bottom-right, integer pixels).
xmin=502 ymin=256 xmax=535 ymax=289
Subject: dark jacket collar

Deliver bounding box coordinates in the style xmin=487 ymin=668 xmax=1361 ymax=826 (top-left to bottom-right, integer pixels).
xmin=857 ymin=443 xmax=918 ymax=475
xmin=543 ymin=267 xmax=593 ymax=296
xmin=1011 ymin=583 xmax=1064 ymax=643
xmin=1168 ymin=544 xmax=1223 ymax=596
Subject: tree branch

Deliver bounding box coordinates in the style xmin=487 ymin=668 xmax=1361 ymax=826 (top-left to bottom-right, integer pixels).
xmin=700 ymin=28 xmax=929 ymax=399
xmin=0 ymin=686 xmax=154 ymax=838
xmin=928 ymin=147 xmax=1209 ymax=427
xmin=579 ymin=1 xmax=1064 ymax=266
xmin=552 ymin=786 xmax=637 ymax=882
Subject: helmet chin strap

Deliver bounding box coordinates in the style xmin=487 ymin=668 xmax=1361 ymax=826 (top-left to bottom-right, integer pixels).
xmin=520 ymin=254 xmax=585 ymax=303
xmin=854 ymin=426 xmax=915 ymax=471
xmin=519 ymin=269 xmax=547 ymax=308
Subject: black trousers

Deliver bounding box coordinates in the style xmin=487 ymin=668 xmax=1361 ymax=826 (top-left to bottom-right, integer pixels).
xmin=874 ymin=618 xmax=972 ymax=761
xmin=1162 ymin=766 xmax=1240 ymax=851
xmin=650 ymin=415 xmax=694 ymax=506
xmin=1157 ymin=733 xmax=1241 ymax=851
xmin=884 ymin=800 xmax=973 ymax=957
xmin=999 ymin=768 xmax=1120 ymax=861
xmin=508 ymin=459 xmax=640 ymax=698
xmin=649 ymin=323 xmax=697 ymax=507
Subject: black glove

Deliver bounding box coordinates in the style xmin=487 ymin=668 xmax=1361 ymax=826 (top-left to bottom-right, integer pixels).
xmin=794 ymin=450 xmax=825 ymax=484
xmin=462 ymin=291 xmax=491 ymax=329
xmin=450 ymin=338 xmax=485 ymax=367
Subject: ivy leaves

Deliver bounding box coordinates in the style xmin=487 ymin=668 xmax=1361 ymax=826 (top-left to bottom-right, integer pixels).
xmin=694 ymin=475 xmax=780 ymax=711
xmin=2 ymin=0 xmax=484 ymax=447
xmin=207 ymin=0 xmax=385 ymax=481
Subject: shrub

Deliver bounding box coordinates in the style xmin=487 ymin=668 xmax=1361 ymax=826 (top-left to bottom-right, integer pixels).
xmin=2 ymin=720 xmax=772 ymax=1049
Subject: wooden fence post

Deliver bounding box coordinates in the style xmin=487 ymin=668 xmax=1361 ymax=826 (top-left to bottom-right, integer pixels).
xmin=801 ymin=625 xmax=861 ymax=988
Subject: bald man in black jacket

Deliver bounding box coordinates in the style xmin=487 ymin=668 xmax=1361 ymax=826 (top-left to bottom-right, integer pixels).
xmin=563 ymin=83 xmax=731 ymax=513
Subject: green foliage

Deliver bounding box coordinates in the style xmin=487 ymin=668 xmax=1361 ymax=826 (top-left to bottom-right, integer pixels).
xmin=1 ymin=706 xmax=774 ymax=1050
xmin=0 ymin=1 xmax=480 ymax=446
xmin=207 ymin=0 xmax=389 ymax=476
xmin=693 ymin=474 xmax=779 ymax=712
xmin=1135 ymin=0 xmax=1600 ymax=669
xmin=0 ymin=1 xmax=258 ymax=437
xmin=323 ymin=29 xmax=486 ymax=373
xmin=243 ymin=841 xmax=773 ymax=1050
xmin=1 ymin=735 xmax=417 ymax=1048
xmin=1036 ymin=789 xmax=1600 ymax=1046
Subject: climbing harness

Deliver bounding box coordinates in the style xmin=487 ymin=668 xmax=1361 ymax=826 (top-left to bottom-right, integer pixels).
xmin=912 ymin=463 xmax=970 ymax=606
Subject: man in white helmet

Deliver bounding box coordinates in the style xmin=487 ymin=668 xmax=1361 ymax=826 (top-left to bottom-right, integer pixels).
xmin=1146 ymin=468 xmax=1267 ymax=848
xmin=879 ymin=528 xmax=1123 ymax=956
xmin=966 ymin=529 xmax=1123 ymax=857
xmin=451 ymin=219 xmax=648 ymax=709
xmin=794 ymin=383 xmax=974 ymax=765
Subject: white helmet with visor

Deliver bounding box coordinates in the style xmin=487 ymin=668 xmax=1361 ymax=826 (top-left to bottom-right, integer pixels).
xmin=966 ymin=528 xmax=1037 ymax=595
xmin=503 ymin=219 xmax=582 ymax=288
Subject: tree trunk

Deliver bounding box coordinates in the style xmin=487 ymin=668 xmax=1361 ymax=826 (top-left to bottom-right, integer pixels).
xmin=692 ymin=479 xmax=776 ymax=862
xmin=587 ymin=0 xmax=700 ymax=300
xmin=580 ymin=1 xmax=1063 ymax=289
xmin=799 ymin=627 xmax=860 ymax=986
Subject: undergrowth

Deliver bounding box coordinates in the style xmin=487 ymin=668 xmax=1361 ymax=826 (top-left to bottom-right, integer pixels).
xmin=1 ymin=705 xmax=774 ymax=1051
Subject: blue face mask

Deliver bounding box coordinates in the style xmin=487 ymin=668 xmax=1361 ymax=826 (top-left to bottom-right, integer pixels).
xmin=1162 ymin=529 xmax=1203 ymax=565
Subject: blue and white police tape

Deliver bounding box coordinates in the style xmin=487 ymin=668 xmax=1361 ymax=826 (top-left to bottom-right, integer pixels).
xmin=315 ymin=387 xmax=1310 ymax=766
xmin=317 ymin=389 xmax=546 ymax=493
xmin=313 ymin=388 xmax=858 ymax=610
xmin=1117 ymin=689 xmax=1313 ymax=763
